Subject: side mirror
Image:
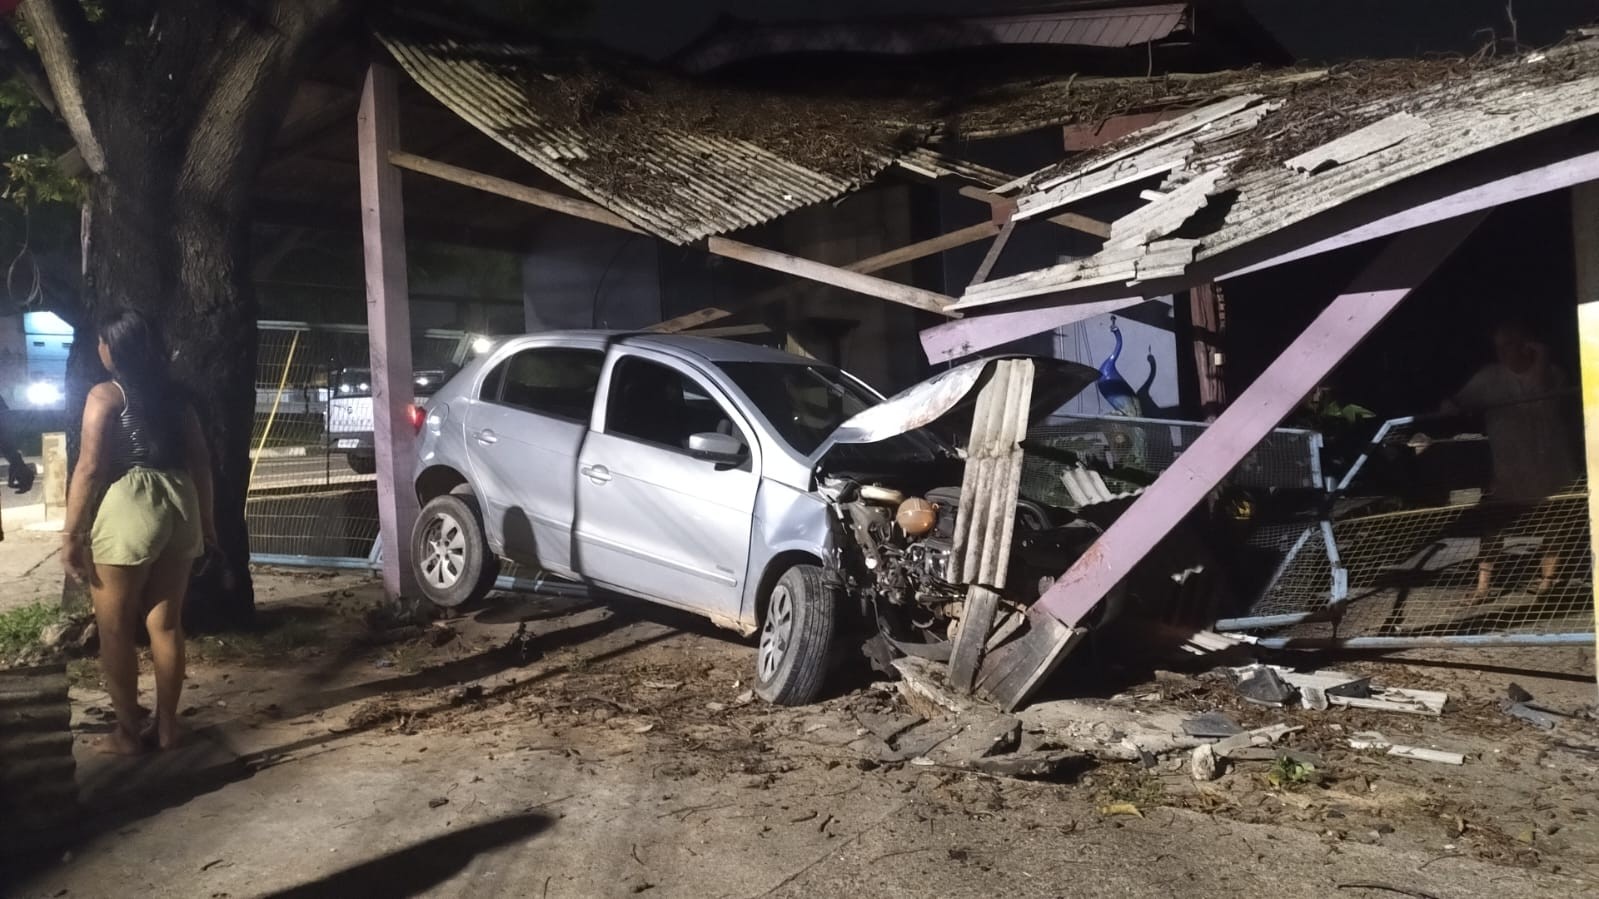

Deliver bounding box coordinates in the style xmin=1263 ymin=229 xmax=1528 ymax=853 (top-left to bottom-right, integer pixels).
xmin=687 ymin=432 xmax=745 ymax=464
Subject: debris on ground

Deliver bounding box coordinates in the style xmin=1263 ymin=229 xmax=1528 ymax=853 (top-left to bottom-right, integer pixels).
xmin=1213 ymin=723 xmax=1303 ymax=760
xmin=1502 ymin=701 xmax=1558 ymax=731
xmin=1230 ymin=664 xmax=1447 ymax=715
xmin=1182 ymin=712 xmax=1243 ymax=738
xmin=1234 ymin=664 xmax=1296 ymax=706
xmin=1189 ymin=743 xmax=1221 ymax=781
xmin=1349 ymin=732 xmax=1465 ymax=765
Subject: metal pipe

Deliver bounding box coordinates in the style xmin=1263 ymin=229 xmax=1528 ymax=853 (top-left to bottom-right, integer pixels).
xmin=1252 ymin=632 xmax=1594 ymax=650
xmin=1214 ymin=612 xmax=1320 ymax=631
xmin=251 ymin=553 xmax=375 ymax=571
xmin=250 ymin=554 xmax=592 ymax=598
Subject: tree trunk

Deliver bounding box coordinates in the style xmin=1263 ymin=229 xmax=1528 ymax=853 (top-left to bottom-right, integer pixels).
xmin=40 ymin=0 xmax=361 ymax=631
xmin=63 ymin=160 xmax=260 ymax=630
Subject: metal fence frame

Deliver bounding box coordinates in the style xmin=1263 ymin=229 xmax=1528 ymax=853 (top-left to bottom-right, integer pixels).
xmin=1215 ymin=415 xmax=1594 ymax=647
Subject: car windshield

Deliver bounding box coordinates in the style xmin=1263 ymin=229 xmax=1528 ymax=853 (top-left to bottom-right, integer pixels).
xmin=717 ymin=361 xmax=879 ymax=456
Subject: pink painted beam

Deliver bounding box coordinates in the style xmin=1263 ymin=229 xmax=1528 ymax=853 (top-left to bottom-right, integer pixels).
xmin=920 ymin=296 xmax=1144 ymax=362
xmin=357 ymin=65 xmax=422 ymax=601
xmin=1033 ymin=214 xmax=1485 ymax=626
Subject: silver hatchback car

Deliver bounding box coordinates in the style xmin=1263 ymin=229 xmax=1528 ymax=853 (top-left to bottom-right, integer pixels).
xmin=411 ymin=331 xmax=1100 ymax=705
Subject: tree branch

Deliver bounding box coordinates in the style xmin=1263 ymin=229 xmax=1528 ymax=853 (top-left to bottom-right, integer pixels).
xmin=0 ymin=23 xmax=58 ymax=115
xmin=21 ymin=0 xmax=105 ymax=173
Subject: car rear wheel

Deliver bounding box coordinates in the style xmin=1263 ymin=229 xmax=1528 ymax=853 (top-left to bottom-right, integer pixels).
xmin=347 ymin=454 xmax=376 ymax=475
xmin=411 ymin=494 xmax=499 ymax=609
xmin=753 ymin=564 xmax=836 ymax=706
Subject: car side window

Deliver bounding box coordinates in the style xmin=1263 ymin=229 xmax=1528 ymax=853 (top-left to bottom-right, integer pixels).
xmin=606 ymin=356 xmax=747 ymax=454
xmin=486 ymin=348 xmax=605 ymax=422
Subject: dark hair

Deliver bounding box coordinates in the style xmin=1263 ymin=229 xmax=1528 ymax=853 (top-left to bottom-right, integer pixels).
xmin=98 ymin=309 xmax=185 ymax=464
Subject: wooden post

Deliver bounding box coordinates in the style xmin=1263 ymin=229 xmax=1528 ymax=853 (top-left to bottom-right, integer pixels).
xmin=1572 ymin=180 xmax=1599 ymax=693
xmin=357 ymin=64 xmax=421 ymax=602
xmin=974 ymin=215 xmax=1485 ymax=711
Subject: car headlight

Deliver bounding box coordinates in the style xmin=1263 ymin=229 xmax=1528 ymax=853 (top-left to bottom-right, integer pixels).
xmin=25 ymin=381 xmax=62 ymax=407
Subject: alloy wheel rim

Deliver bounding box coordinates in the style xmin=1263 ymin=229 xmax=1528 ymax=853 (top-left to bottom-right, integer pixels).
xmin=420 ymin=511 xmax=467 ymax=590
xmin=758 ymin=584 xmax=794 ymax=681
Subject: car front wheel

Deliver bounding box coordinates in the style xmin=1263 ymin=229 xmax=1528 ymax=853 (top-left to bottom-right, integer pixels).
xmin=753 ymin=564 xmax=836 ymax=706
xmin=411 ymin=493 xmax=500 ymax=609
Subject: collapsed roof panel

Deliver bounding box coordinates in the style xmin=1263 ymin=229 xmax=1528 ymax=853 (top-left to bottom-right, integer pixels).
xmin=958 ymin=42 xmax=1599 ymax=311
xmin=378 ymin=26 xmax=926 ymax=244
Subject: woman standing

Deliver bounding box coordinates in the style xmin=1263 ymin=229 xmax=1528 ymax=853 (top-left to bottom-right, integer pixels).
xmin=62 ymin=310 xmax=215 ymax=754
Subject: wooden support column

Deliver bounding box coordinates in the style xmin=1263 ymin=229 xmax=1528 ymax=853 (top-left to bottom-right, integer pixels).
xmin=979 ymin=214 xmax=1484 ymax=710
xmin=1572 ymin=180 xmax=1599 ymax=692
xmin=357 ymin=65 xmax=421 ymax=602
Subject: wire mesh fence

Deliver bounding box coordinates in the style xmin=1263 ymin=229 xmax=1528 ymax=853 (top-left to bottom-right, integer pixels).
xmin=1243 ymin=486 xmax=1593 ymax=639
xmin=1223 ymin=414 xmax=1595 ymax=642
xmin=245 ymin=322 xmax=470 ymax=561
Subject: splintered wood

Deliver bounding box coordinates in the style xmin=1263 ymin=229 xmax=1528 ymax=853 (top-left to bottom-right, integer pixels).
xmin=947 ymin=360 xmax=1035 ymax=693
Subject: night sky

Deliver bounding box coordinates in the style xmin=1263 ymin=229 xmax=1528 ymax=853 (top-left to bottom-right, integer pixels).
xmin=566 ymin=0 xmax=1599 ymax=62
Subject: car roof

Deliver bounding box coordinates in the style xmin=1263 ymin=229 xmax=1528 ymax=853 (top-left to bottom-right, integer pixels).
xmin=509 ymin=329 xmax=822 ymax=367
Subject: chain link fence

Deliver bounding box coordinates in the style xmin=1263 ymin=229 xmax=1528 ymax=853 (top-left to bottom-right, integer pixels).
xmin=1221 ymin=417 xmax=1594 ymax=645
xmin=246 ymin=322 xmax=470 ymax=562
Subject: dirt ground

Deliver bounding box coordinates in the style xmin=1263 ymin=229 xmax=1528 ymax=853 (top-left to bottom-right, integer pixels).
xmin=6 ymin=553 xmax=1599 ymax=898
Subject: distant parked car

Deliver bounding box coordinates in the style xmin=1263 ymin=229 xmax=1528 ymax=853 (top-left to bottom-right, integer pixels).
xmin=329 ymin=366 xmax=450 ymax=474
xmin=411 ymin=331 xmax=1100 ymax=705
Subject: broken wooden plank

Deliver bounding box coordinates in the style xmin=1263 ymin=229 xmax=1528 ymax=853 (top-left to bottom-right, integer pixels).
xmin=707 ymin=236 xmax=957 ymax=316
xmin=651 ymin=221 xmax=999 ymax=332
xmin=958 ymin=185 xmax=1113 ymax=238
xmin=1330 ymin=687 xmax=1447 ymax=717
xmin=892 ymin=656 xmax=973 ymax=718
xmin=1285 ymin=112 xmax=1428 ymax=174
xmin=968 ymin=219 xmax=1016 ymax=287
xmin=1349 ymin=732 xmax=1465 ymax=765
xmin=389 ymin=151 xmax=643 ymax=234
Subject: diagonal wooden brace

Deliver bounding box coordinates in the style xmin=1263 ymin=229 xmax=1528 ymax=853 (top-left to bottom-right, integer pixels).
xmin=976 ymin=213 xmax=1486 ymax=710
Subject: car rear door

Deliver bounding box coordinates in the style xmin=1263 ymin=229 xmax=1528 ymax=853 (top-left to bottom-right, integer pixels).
xmin=572 ymin=350 xmax=759 ymax=620
xmin=462 ymin=345 xmax=605 ymax=577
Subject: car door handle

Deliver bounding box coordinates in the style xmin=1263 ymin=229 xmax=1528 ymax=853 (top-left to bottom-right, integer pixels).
xmin=474 ymin=429 xmax=498 ymax=445
xmin=580 ymin=464 xmax=611 ymax=485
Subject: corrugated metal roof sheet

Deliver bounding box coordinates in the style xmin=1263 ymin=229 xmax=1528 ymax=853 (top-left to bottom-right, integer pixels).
xmin=379 ymin=28 xmax=921 ymax=245
xmin=957 ymin=42 xmax=1599 ymax=311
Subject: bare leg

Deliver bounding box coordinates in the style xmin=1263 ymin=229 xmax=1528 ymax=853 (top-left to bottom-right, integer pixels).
xmin=1472 ymin=561 xmax=1494 ymax=603
xmin=1534 ymin=553 xmax=1560 ymax=594
xmin=91 ymin=563 xmax=152 ymax=755
xmin=142 ymin=548 xmax=192 ymax=750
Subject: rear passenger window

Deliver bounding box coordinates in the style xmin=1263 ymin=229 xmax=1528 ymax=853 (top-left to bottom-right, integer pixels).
xmin=485 ymin=348 xmax=605 ymax=422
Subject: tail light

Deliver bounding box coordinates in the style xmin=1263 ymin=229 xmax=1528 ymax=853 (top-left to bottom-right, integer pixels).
xmin=407 ymin=404 xmax=426 ymax=434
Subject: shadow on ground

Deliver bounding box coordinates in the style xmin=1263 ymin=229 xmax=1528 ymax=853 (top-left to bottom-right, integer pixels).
xmin=259 ymin=810 xmax=553 ymax=898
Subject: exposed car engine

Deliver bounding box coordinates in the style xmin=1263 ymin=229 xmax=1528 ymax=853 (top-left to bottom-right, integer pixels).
xmin=821 ymin=476 xmax=1104 ymax=663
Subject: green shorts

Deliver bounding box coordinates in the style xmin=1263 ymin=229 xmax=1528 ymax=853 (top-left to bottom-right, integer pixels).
xmin=91 ymin=468 xmax=203 ymax=566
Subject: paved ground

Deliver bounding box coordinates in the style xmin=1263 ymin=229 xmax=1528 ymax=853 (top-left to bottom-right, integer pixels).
xmin=6 ymin=572 xmax=1598 ymax=899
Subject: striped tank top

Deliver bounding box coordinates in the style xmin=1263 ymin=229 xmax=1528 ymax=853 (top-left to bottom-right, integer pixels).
xmin=108 ymin=379 xmax=183 ymax=477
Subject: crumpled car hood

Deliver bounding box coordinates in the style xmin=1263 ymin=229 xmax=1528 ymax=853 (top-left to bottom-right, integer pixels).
xmin=815 ymin=355 xmax=1099 ymax=462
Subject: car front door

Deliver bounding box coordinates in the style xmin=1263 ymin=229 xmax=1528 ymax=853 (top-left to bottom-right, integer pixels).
xmin=463 ymin=345 xmax=605 ymax=577
xmin=572 ymin=351 xmax=759 ymax=620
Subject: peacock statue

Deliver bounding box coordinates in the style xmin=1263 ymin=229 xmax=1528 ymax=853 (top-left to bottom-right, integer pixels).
xmin=1095 ymin=316 xmax=1150 ymax=467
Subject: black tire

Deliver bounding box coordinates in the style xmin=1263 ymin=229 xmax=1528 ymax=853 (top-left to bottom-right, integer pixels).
xmin=753 ymin=564 xmax=836 ymax=706
xmin=411 ymin=493 xmax=500 ymax=609
xmin=347 ymin=454 xmax=377 ymax=475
